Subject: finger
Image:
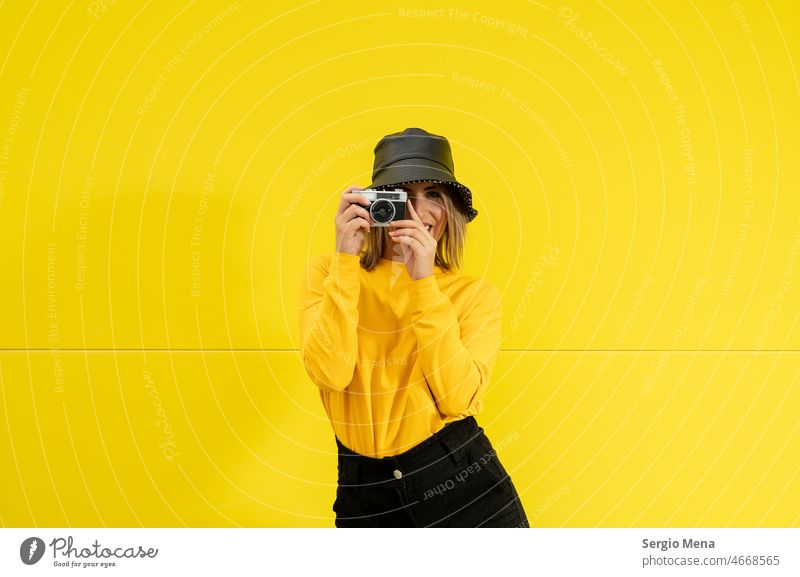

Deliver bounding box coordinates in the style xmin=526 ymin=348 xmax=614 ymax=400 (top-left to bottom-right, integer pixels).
xmin=345 ymin=216 xmax=370 ymax=233
xmin=339 ymin=193 xmax=370 ymax=214
xmin=389 ymin=225 xmax=429 ymax=238
xmin=389 ymin=219 xmax=426 ymax=231
xmin=337 ymin=204 xmax=372 ymax=228
xmin=388 ymin=227 xmax=433 ymax=246
xmin=394 ymin=235 xmax=426 ymax=253
xmin=338 ymin=189 xmax=370 ymax=212
xmin=406 ymin=200 xmax=423 ymax=223
xmin=341 ymin=203 xmax=371 ymax=222
xmin=389 ymin=220 xmax=430 ymax=239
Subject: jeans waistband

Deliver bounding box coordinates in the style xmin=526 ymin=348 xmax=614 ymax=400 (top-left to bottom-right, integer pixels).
xmin=335 ymin=416 xmax=483 ymax=475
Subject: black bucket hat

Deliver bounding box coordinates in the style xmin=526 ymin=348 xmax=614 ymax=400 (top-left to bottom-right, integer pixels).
xmin=368 ymin=127 xmax=478 ymax=222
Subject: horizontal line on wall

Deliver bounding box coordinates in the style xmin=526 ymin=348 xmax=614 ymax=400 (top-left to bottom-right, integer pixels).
xmin=0 ymin=349 xmax=799 ymax=353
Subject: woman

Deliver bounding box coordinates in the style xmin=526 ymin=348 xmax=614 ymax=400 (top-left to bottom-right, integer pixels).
xmin=299 ymin=127 xmax=529 ymax=527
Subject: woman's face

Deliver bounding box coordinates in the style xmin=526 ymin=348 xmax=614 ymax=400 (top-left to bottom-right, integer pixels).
xmin=396 ymin=181 xmax=448 ymax=242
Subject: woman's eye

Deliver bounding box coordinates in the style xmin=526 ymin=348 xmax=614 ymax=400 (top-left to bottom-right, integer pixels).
xmin=428 ymin=191 xmax=440 ymax=198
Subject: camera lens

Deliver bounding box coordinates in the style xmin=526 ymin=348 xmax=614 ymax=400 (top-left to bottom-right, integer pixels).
xmin=370 ymin=199 xmax=395 ymax=223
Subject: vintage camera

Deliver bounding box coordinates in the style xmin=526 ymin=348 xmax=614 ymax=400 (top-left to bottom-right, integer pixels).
xmin=357 ymin=189 xmax=407 ymax=227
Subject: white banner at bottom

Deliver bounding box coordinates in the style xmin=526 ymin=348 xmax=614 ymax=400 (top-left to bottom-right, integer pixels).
xmin=1 ymin=528 xmax=797 ymax=576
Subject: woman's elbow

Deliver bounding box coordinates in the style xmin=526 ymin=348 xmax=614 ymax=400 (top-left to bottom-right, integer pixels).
xmin=435 ymin=367 xmax=489 ymax=417
xmin=435 ymin=386 xmax=478 ymax=417
xmin=436 ymin=399 xmax=469 ymax=418
xmin=301 ymin=352 xmax=355 ymax=393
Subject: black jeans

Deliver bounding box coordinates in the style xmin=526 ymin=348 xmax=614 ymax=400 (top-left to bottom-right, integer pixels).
xmin=333 ymin=416 xmax=529 ymax=527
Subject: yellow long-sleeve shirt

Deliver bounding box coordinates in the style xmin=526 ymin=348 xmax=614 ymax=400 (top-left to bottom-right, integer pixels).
xmin=298 ymin=252 xmax=503 ymax=457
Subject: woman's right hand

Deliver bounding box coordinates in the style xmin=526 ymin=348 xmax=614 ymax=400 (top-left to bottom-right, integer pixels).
xmin=335 ymin=185 xmax=372 ymax=255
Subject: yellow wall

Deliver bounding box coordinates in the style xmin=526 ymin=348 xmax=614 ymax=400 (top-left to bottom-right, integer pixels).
xmin=1 ymin=0 xmax=798 ymax=527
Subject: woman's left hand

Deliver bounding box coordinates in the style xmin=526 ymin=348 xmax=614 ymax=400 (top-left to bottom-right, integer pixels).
xmin=388 ymin=200 xmax=436 ymax=281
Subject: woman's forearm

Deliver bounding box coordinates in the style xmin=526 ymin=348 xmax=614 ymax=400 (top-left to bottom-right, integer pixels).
xmin=408 ymin=276 xmax=503 ymax=417
xmin=299 ymin=253 xmax=361 ymax=392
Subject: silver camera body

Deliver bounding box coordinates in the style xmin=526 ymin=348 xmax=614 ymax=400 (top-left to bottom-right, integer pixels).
xmin=358 ymin=189 xmax=407 ymax=227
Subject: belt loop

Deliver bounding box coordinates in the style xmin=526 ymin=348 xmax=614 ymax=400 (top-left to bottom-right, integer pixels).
xmin=438 ymin=417 xmax=479 ymax=466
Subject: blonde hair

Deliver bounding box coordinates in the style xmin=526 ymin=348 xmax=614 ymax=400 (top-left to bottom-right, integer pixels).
xmin=359 ymin=184 xmax=468 ymax=272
